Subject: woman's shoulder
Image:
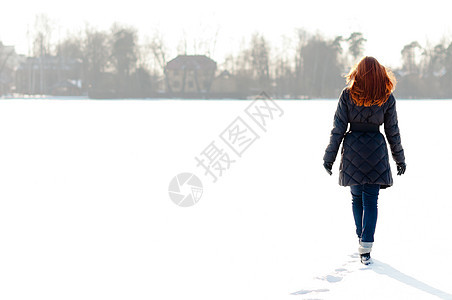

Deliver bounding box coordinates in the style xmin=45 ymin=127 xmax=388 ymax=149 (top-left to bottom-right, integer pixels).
xmin=339 ymin=87 xmax=351 ymax=101
xmin=386 ymin=93 xmax=396 ymax=105
xmin=380 ymin=93 xmax=396 ymax=113
xmin=341 ymin=87 xmax=350 ymax=96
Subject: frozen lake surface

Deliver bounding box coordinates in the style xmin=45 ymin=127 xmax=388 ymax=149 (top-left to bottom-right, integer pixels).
xmin=0 ymin=98 xmax=451 ymax=299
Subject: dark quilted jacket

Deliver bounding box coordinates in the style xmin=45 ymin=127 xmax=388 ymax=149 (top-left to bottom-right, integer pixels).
xmin=323 ymin=88 xmax=405 ymax=189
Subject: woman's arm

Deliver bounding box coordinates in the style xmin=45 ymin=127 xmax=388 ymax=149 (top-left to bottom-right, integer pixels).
xmin=323 ymin=89 xmax=349 ymax=165
xmin=384 ymin=94 xmax=405 ymax=164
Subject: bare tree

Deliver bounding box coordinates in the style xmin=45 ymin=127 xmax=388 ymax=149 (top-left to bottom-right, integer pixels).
xmin=346 ymin=32 xmax=367 ymax=63
xmin=177 ymin=30 xmax=188 ymax=55
xmin=54 ymin=34 xmax=84 ymax=90
xmin=396 ymin=41 xmax=424 ymax=98
xmin=250 ymin=32 xmax=271 ymax=90
xmin=444 ymin=41 xmax=452 ymax=95
xmin=272 ymin=35 xmax=295 ymax=97
xmin=83 ymin=26 xmax=110 ymax=92
xmin=110 ymin=23 xmax=138 ymax=77
xmin=146 ymin=31 xmax=171 ymax=93
xmin=0 ymin=42 xmax=16 ymax=95
xmin=57 ymin=35 xmax=83 ymax=59
xmin=298 ymin=34 xmax=344 ymax=97
xmin=294 ymin=28 xmax=309 ymax=96
xmin=401 ymin=41 xmax=422 ymax=74
xmin=0 ymin=42 xmax=15 ymax=76
xmin=148 ymin=31 xmax=169 ymax=74
xmin=193 ymin=23 xmax=221 ymax=57
xmin=31 ymin=14 xmax=54 ymax=94
xmin=32 ymin=14 xmax=53 ymax=57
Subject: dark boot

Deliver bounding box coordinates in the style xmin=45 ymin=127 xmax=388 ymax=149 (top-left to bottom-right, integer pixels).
xmin=360 ymin=252 xmax=372 ymax=265
xmin=358 ymin=240 xmax=373 ymax=265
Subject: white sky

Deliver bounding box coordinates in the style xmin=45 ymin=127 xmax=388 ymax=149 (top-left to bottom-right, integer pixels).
xmin=1 ymin=0 xmax=452 ymax=68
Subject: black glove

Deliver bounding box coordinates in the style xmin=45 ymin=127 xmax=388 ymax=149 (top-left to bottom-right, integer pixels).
xmin=323 ymin=161 xmax=333 ymax=175
xmin=396 ymin=162 xmax=406 ymax=175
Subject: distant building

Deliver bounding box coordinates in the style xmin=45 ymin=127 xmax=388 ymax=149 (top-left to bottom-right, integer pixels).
xmin=165 ymin=55 xmax=217 ymax=97
xmin=15 ymin=55 xmax=82 ymax=95
xmin=210 ymin=70 xmax=239 ymax=98
xmin=0 ymin=45 xmax=23 ymax=95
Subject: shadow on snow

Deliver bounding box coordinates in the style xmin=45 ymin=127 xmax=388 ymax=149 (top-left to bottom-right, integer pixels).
xmin=372 ymin=259 xmax=452 ymax=300
xmin=291 ymin=254 xmax=452 ymax=299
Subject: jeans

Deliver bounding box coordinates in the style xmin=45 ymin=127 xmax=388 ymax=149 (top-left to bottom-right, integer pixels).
xmin=350 ymin=183 xmax=380 ymax=243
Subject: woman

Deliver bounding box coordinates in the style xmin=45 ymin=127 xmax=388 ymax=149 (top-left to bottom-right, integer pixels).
xmin=323 ymin=56 xmax=406 ymax=265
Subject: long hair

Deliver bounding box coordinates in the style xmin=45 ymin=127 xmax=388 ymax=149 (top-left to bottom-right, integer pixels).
xmin=346 ymin=56 xmax=397 ymax=107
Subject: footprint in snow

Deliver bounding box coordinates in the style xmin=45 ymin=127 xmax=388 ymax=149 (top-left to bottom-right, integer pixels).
xmin=291 ymin=252 xmax=370 ymax=298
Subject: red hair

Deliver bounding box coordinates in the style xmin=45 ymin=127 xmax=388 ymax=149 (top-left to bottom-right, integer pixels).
xmin=346 ymin=56 xmax=396 ymax=107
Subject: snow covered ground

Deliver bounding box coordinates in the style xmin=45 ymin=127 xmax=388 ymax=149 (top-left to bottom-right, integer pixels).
xmin=0 ymin=97 xmax=451 ymax=300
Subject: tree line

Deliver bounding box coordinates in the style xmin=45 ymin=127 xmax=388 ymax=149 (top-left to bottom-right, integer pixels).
xmin=1 ymin=15 xmax=452 ymax=99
